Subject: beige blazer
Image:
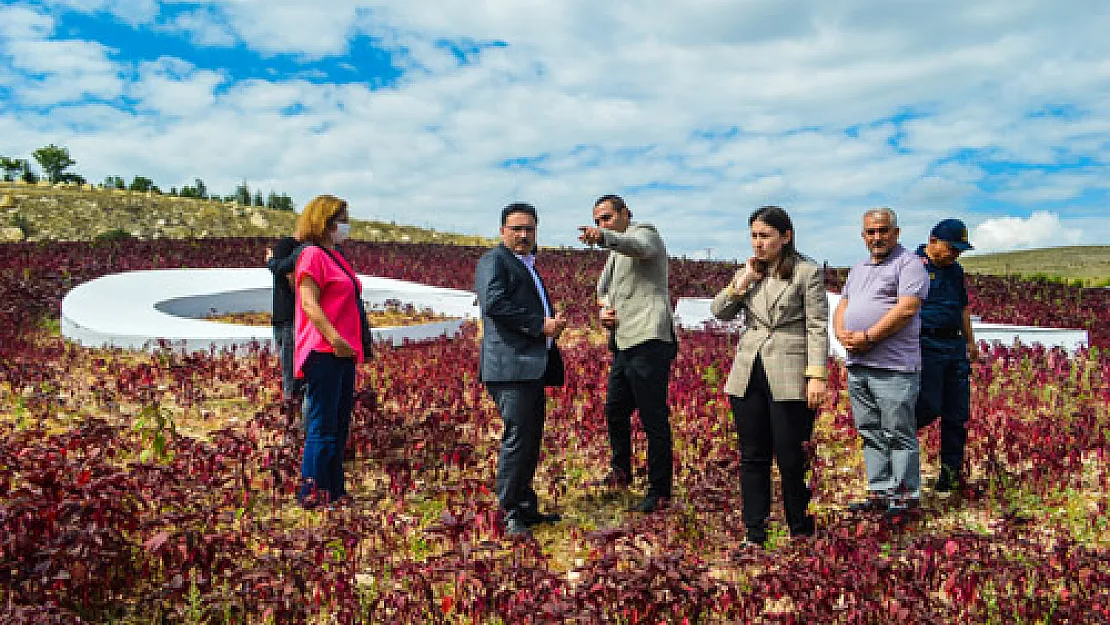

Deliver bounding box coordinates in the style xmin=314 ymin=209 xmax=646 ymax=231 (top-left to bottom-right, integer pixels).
xmin=710 ymin=258 xmax=829 ymax=401
xmin=596 ymin=222 xmax=676 ymax=350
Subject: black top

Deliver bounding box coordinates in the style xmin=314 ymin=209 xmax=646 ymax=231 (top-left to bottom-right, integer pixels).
xmin=267 ymin=236 xmax=303 ymax=325
xmin=915 ymin=244 xmax=968 ymax=330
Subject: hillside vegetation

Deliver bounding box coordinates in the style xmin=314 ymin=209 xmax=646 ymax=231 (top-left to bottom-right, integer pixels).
xmin=5 ymin=180 xmax=1109 ymax=286
xmin=0 ymin=181 xmax=493 ymax=246
xmin=962 ymin=246 xmax=1110 ymax=286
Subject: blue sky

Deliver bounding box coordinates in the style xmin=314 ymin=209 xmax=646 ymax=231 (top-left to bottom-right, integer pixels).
xmin=2 ymin=0 xmax=1109 ymax=264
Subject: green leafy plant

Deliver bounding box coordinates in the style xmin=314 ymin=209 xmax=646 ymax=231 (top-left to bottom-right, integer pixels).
xmin=134 ymin=401 xmax=177 ymax=463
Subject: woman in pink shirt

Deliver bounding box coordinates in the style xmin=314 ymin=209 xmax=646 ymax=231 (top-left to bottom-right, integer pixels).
xmin=293 ymin=194 xmax=366 ymax=506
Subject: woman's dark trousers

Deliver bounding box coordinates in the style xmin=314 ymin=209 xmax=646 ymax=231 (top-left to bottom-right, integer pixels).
xmin=729 ymin=356 xmax=816 ymax=543
xmin=300 ymin=351 xmax=354 ymax=505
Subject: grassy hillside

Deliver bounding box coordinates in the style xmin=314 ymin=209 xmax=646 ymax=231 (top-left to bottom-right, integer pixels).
xmin=5 ymin=180 xmax=1108 ymax=286
xmin=961 ymin=246 xmax=1110 ymax=286
xmin=0 ymin=180 xmax=494 ymax=246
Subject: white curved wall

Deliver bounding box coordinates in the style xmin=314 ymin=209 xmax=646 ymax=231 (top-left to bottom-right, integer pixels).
xmin=675 ymin=293 xmax=1089 ymax=355
xmin=61 ymin=268 xmax=479 ymax=351
xmin=63 ymin=270 xmax=1086 ymax=355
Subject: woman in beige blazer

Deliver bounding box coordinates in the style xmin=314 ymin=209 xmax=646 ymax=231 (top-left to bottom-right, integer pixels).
xmin=710 ymin=206 xmax=829 ymax=547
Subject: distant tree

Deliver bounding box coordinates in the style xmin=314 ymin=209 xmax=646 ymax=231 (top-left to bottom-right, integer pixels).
xmin=129 ymin=176 xmax=155 ymax=193
xmin=234 ymin=181 xmax=251 ymax=205
xmin=20 ymin=161 xmax=38 ymax=184
xmin=180 ymin=178 xmax=208 ymax=199
xmin=253 ymin=190 xmax=264 ymax=207
xmin=267 ymin=192 xmax=294 ymax=212
xmin=1 ymin=157 xmax=29 ymax=182
xmin=32 ymin=144 xmax=77 ymax=184
xmin=169 ymin=187 xmax=178 ymax=196
xmin=103 ymin=175 xmax=126 ymax=190
xmin=57 ymin=172 xmax=86 ymax=185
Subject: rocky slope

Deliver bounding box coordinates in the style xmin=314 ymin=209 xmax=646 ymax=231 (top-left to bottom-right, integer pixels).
xmin=0 ymin=181 xmax=491 ymax=246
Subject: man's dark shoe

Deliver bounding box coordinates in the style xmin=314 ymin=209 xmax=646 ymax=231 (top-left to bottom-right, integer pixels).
xmin=633 ymin=494 xmax=668 ymax=513
xmin=520 ymin=510 xmax=562 ymax=527
xmin=883 ymin=498 xmax=920 ymax=524
xmin=933 ymin=466 xmax=962 ymax=493
xmin=729 ymin=538 xmax=765 ymax=560
xmin=847 ymin=496 xmax=888 ymax=512
xmin=504 ymin=517 xmax=533 ymax=537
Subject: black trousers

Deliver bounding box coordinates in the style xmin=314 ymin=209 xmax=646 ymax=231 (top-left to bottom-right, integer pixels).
xmin=605 ymin=339 xmax=676 ymax=497
xmin=486 ymin=381 xmax=545 ymax=519
xmin=915 ymin=337 xmax=971 ymax=473
xmin=729 ymin=356 xmax=816 ymax=542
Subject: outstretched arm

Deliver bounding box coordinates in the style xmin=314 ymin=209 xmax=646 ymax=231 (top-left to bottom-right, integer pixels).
xmin=580 ymin=225 xmax=662 ymax=259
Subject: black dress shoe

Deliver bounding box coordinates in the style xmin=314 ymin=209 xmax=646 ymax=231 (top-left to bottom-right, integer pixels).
xmin=847 ymin=496 xmax=888 ymax=512
xmin=933 ymin=466 xmax=962 ymax=493
xmin=883 ymin=498 xmax=920 ymax=524
xmin=633 ymin=494 xmax=668 ymax=513
xmin=520 ymin=510 xmax=562 ymax=527
xmin=728 ymin=539 xmax=765 ymax=560
xmin=504 ymin=517 xmax=533 ymax=537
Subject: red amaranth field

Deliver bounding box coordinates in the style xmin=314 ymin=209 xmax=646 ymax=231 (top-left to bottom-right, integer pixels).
xmin=2 ymin=239 xmax=1108 ymax=623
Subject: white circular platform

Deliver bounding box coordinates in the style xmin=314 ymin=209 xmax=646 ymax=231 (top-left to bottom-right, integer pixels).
xmin=61 ymin=268 xmax=479 ymax=351
xmin=674 ymin=293 xmax=1089 ymax=354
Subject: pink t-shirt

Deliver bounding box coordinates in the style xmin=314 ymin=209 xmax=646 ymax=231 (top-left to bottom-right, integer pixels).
xmin=293 ymin=246 xmax=365 ymax=378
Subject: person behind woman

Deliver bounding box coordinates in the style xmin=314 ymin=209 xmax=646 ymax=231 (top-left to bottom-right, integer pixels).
xmin=293 ymin=194 xmax=366 ymax=506
xmin=265 ymin=232 xmax=305 ymax=413
xmin=710 ymin=206 xmax=829 ymax=547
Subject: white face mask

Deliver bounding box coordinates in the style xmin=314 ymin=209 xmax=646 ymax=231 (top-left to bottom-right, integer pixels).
xmin=332 ymin=222 xmax=351 ymax=244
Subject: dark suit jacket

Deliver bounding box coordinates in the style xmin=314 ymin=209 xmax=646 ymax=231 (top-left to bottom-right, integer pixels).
xmin=266 ymin=237 xmax=304 ymax=325
xmin=474 ymin=244 xmax=565 ymax=386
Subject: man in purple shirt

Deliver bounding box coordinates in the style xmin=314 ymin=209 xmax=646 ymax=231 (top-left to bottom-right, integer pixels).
xmin=833 ymin=207 xmax=930 ymax=519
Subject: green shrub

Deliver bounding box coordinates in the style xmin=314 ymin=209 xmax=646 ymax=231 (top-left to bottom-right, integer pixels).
xmin=94 ymin=228 xmax=137 ymax=242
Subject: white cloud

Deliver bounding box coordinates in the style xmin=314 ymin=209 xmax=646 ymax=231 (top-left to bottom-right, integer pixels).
xmin=131 ymin=57 xmax=225 ymax=116
xmin=971 ymin=211 xmax=1085 ymax=254
xmin=158 ymin=7 xmax=238 ymax=47
xmin=4 ymin=38 xmax=124 ymax=105
xmin=37 ymin=0 xmax=158 ymax=25
xmin=0 ymin=5 xmax=54 ymax=41
xmin=3 ymin=0 xmax=1110 ymax=264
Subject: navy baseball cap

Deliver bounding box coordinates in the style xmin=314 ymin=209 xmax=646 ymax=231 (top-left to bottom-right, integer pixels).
xmin=931 ymin=218 xmax=973 ymax=251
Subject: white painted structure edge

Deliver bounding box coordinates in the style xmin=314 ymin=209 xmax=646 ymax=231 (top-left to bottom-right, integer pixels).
xmin=674 ymin=293 xmax=1089 ymax=356
xmin=61 ymin=269 xmax=1089 ymax=355
xmin=61 ymin=268 xmax=479 ymax=352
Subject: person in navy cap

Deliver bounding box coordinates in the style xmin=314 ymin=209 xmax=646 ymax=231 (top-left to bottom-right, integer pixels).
xmin=915 ymin=218 xmax=978 ymax=493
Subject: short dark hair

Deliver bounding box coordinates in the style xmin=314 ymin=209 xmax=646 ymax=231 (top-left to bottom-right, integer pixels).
xmin=749 ymin=205 xmax=802 ymax=280
xmin=501 ymin=202 xmax=538 ymax=225
xmin=593 ymin=194 xmax=628 ymax=213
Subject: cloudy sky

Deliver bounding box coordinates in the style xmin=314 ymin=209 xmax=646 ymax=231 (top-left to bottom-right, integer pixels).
xmin=2 ymin=1 xmax=1109 ymax=264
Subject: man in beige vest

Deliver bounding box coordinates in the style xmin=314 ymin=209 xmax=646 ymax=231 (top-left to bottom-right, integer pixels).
xmin=579 ymin=195 xmax=677 ymax=512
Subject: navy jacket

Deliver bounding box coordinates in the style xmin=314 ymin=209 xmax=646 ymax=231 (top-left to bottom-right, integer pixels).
xmin=474 ymin=244 xmax=565 ymax=386
xmin=267 ymin=237 xmax=303 ymax=325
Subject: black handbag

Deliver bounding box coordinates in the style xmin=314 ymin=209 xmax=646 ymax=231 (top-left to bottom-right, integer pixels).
xmin=315 ymin=245 xmax=373 ymax=358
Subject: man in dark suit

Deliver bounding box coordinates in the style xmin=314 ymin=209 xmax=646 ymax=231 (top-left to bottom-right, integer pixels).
xmin=475 ymin=203 xmax=567 ymax=536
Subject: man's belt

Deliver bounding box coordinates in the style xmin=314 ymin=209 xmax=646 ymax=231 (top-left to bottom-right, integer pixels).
xmin=921 ymin=326 xmax=963 ymax=339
